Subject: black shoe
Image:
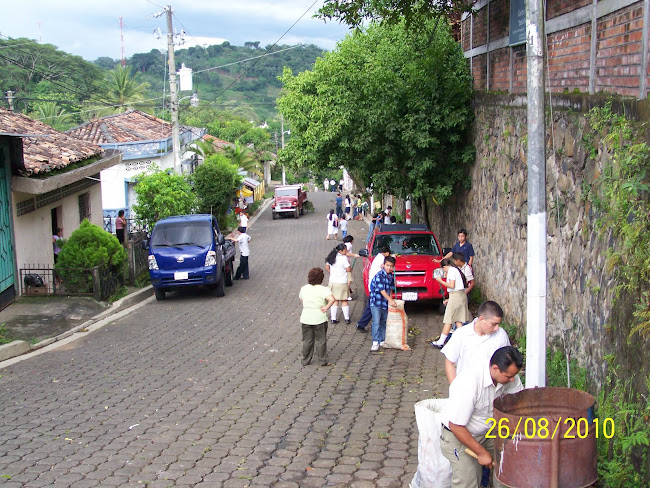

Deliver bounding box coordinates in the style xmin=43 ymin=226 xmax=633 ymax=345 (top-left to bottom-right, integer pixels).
xmin=430 ymin=342 xmax=444 ymax=349
xmin=234 ymin=276 xmax=240 ymax=280
xmin=331 ymin=319 xmax=339 ymax=324
xmin=356 ymin=326 xmax=368 ymax=333
xmin=344 ymin=319 xmax=351 ymax=324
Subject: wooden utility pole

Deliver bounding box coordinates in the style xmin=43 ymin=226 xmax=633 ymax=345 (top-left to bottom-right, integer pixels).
xmin=166 ymin=5 xmax=181 ymax=174
xmin=525 ymin=0 xmax=547 ymax=388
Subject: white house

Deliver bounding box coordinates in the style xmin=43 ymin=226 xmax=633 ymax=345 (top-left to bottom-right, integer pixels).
xmin=0 ymin=108 xmax=122 ymax=304
xmin=66 ymin=110 xmax=206 ymax=228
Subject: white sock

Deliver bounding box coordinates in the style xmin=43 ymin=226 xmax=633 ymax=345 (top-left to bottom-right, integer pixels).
xmin=330 ymin=305 xmax=338 ymax=320
xmin=435 ymin=333 xmax=448 ymax=345
xmin=342 ymin=306 xmax=350 ymax=320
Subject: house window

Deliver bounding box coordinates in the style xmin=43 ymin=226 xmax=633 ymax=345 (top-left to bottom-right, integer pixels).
xmin=79 ymin=192 xmax=91 ymax=223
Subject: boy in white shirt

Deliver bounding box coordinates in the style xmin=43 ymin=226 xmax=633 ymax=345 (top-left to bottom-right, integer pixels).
xmin=229 ymin=227 xmax=251 ymax=280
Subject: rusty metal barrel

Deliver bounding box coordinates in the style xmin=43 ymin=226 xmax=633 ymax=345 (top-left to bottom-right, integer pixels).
xmin=493 ymin=387 xmax=597 ymax=488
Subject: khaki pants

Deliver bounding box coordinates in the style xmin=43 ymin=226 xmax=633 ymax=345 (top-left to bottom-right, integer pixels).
xmin=301 ymin=322 xmax=328 ymax=365
xmin=440 ymin=427 xmax=494 ymax=488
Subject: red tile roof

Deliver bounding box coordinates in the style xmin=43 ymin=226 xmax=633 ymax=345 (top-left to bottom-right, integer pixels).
xmin=66 ymin=109 xmax=172 ymax=144
xmin=0 ymin=108 xmax=103 ymax=175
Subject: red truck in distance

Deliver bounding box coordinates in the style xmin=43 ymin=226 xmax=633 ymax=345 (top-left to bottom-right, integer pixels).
xmin=271 ymin=185 xmax=307 ymax=219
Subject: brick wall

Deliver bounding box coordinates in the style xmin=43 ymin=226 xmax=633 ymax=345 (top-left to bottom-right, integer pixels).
xmin=489 ymin=47 xmax=511 ymax=90
xmin=596 ymin=3 xmax=646 ymax=96
xmin=473 ymin=5 xmax=488 ymax=48
xmin=547 ymin=23 xmax=592 ymax=92
xmin=546 ymin=0 xmax=592 ymax=20
xmin=463 ymin=0 xmax=648 ymax=98
xmin=489 ymin=0 xmax=510 ymax=40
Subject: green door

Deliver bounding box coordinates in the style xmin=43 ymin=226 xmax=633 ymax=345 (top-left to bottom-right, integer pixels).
xmin=0 ymin=143 xmax=16 ymax=300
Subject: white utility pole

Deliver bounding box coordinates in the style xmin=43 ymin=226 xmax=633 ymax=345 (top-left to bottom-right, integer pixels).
xmin=166 ymin=5 xmax=182 ymax=174
xmin=280 ymin=114 xmax=287 ymax=185
xmin=525 ymin=0 xmax=547 ymax=388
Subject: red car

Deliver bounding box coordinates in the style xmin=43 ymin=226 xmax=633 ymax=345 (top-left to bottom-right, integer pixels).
xmin=360 ymin=223 xmax=447 ymax=303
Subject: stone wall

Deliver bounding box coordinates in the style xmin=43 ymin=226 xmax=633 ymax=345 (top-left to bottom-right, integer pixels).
xmin=422 ymin=93 xmax=649 ymax=383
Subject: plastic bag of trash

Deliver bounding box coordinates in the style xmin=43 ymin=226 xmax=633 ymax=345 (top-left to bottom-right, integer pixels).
xmin=410 ymin=398 xmax=452 ymax=488
xmin=24 ymin=274 xmax=45 ymax=287
xmin=384 ymin=299 xmax=410 ymax=350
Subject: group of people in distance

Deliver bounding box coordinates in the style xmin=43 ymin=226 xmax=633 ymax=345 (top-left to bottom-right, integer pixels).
xmin=300 ymin=218 xmax=522 ymax=488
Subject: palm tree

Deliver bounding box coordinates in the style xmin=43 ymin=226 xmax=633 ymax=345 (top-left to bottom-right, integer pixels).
xmin=95 ymin=65 xmax=150 ymax=112
xmin=186 ymin=139 xmax=219 ymax=160
xmin=224 ymin=141 xmax=263 ymax=177
xmin=32 ymin=102 xmax=75 ymax=131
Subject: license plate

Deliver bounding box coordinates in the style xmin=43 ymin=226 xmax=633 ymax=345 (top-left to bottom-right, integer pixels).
xmin=402 ymin=292 xmax=418 ymax=301
xmin=174 ymin=271 xmax=188 ymax=280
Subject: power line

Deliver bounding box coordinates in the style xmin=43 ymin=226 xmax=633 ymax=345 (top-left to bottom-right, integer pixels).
xmin=193 ymin=45 xmax=305 ymax=74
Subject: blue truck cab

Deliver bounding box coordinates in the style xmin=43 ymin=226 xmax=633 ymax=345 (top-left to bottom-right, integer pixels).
xmin=143 ymin=214 xmax=236 ymax=301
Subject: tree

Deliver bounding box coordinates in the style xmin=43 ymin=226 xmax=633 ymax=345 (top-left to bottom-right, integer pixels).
xmin=223 ymin=141 xmax=262 ymax=177
xmin=186 ymin=139 xmax=219 ymax=160
xmin=95 ymin=64 xmax=150 ymax=111
xmin=277 ymin=18 xmax=474 ymax=206
xmin=55 ymin=219 xmax=127 ymax=293
xmin=192 ymin=155 xmax=242 ymax=227
xmin=31 ymin=102 xmax=75 ymax=131
xmin=317 ymin=0 xmax=474 ymax=27
xmin=132 ymin=167 xmax=197 ymax=232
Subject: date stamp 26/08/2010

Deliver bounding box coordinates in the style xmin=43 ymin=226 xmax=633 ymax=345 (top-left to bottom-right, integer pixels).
xmin=485 ymin=417 xmax=615 ymax=440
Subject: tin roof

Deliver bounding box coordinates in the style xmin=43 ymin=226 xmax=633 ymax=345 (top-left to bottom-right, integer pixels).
xmin=66 ymin=109 xmax=173 ymax=144
xmin=0 ymin=108 xmax=103 ymax=175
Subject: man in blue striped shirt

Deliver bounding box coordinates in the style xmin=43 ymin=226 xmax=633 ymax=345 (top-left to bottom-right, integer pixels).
xmin=369 ymin=255 xmax=397 ymax=351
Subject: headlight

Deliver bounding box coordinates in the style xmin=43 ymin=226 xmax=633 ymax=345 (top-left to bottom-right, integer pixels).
xmin=148 ymin=255 xmax=159 ymax=270
xmin=205 ymin=250 xmax=217 ymax=266
xmin=433 ymin=268 xmax=444 ymax=279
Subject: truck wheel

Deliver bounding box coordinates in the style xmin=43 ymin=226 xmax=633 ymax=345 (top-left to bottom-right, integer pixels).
xmin=272 ymin=212 xmax=277 ymax=220
xmin=225 ymin=264 xmax=233 ymax=286
xmin=154 ymin=288 xmax=166 ymax=301
xmin=213 ymin=272 xmax=225 ymax=297
xmin=294 ymin=208 xmax=300 ymax=219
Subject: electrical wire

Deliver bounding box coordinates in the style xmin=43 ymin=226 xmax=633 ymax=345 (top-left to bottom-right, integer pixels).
xmin=193 ymin=45 xmax=305 ymax=74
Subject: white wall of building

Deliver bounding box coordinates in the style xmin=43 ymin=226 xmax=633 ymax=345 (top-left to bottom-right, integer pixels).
xmin=12 ymin=184 xmax=104 ymax=273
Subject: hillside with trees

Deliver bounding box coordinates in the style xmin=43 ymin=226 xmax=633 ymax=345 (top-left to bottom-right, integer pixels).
xmin=0 ymin=38 xmax=325 ymax=128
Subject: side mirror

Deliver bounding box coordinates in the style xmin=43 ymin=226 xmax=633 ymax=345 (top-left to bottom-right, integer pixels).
xmin=442 ymin=247 xmax=452 ymax=256
xmin=141 ymin=239 xmax=149 ymax=250
xmin=358 ymin=249 xmax=369 ymax=258
xmin=217 ymin=234 xmax=225 ymax=245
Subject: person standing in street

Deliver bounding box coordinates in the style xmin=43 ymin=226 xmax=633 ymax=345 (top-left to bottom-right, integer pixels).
xmin=324 ymin=178 xmax=330 ymax=192
xmin=335 ymin=192 xmax=343 ymax=219
xmin=325 ymin=243 xmax=352 ymax=324
xmin=356 ymin=246 xmax=391 ymax=332
xmin=431 ymin=258 xmax=470 ymax=348
xmin=441 ymin=301 xmax=510 ymax=384
xmin=238 ymin=211 xmax=249 ymax=233
xmin=440 ymin=228 xmax=475 ymax=267
xmin=369 ymin=255 xmax=397 ymax=351
xmin=299 ymin=267 xmax=335 ymax=367
xmin=329 ymin=178 xmax=336 ymax=192
xmin=339 ymin=216 xmax=348 ymax=239
xmin=453 ymin=252 xmax=475 ymax=303
xmin=230 ymin=227 xmax=251 ymax=280
xmin=326 ymin=209 xmax=339 ymax=240
xmin=441 ymin=346 xmax=523 ymax=488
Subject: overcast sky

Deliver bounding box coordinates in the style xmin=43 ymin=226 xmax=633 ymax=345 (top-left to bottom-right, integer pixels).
xmin=1 ymin=0 xmax=351 ymax=61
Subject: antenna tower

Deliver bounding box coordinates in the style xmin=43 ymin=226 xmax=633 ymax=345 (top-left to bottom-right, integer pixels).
xmin=120 ymin=16 xmax=126 ymax=66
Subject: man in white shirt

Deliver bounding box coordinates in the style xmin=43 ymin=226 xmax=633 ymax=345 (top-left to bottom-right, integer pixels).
xmin=356 ymin=246 xmax=391 ymax=332
xmin=441 ymin=346 xmax=524 ymax=488
xmin=383 ymin=206 xmax=392 ymax=224
xmin=229 ymin=227 xmax=251 ymax=280
xmin=441 ymin=301 xmax=510 ymax=384
xmin=238 ymin=212 xmax=249 ymax=232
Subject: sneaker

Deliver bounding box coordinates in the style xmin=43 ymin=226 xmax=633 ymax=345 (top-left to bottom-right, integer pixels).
xmin=379 ymin=341 xmax=386 ymax=347
xmin=370 ymin=341 xmax=379 ymax=352
xmin=331 ymin=319 xmax=339 ymax=324
xmin=356 ymin=326 xmax=368 ymax=333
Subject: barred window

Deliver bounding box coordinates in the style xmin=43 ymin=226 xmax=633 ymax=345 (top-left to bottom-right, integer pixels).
xmin=79 ymin=192 xmax=91 ymax=223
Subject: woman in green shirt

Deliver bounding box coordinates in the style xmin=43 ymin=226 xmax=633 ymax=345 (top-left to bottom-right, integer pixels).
xmin=299 ymin=268 xmax=336 ymax=366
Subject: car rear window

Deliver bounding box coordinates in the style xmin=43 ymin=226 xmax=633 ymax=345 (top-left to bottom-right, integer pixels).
xmin=151 ymin=222 xmax=213 ymax=247
xmin=372 ymin=233 xmax=440 ymax=256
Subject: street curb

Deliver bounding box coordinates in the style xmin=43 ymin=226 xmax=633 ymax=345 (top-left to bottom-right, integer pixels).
xmin=0 ymin=286 xmax=154 ymax=366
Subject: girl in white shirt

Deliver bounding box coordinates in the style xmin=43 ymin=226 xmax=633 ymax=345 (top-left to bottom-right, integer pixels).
xmin=325 ymin=244 xmax=352 ymax=324
xmin=431 ymin=258 xmax=471 ymax=347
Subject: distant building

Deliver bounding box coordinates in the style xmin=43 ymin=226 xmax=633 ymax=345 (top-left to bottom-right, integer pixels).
xmin=67 ymin=110 xmax=206 ymax=227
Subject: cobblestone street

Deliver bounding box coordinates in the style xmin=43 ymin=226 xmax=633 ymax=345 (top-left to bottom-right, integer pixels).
xmin=0 ymin=191 xmax=448 ymax=488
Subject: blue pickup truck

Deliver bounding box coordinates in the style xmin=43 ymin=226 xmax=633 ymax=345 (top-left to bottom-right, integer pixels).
xmin=143 ymin=214 xmax=236 ymax=301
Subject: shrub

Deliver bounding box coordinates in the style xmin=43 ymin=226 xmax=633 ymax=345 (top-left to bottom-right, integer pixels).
xmin=55 ymin=220 xmax=127 ymax=293
xmin=192 ymin=154 xmax=241 ymax=228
